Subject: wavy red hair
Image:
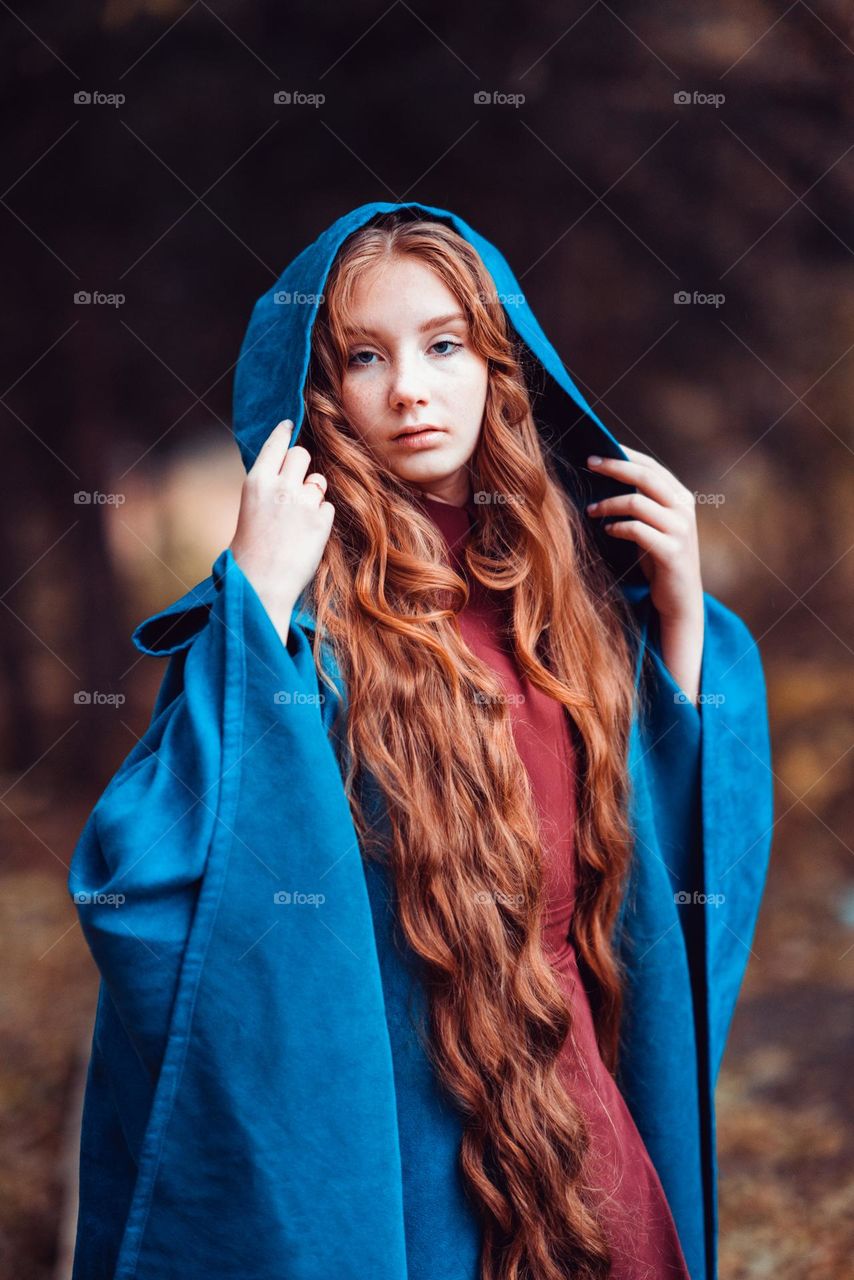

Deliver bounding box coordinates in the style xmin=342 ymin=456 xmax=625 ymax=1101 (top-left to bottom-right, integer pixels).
xmin=299 ymin=211 xmax=640 ymax=1280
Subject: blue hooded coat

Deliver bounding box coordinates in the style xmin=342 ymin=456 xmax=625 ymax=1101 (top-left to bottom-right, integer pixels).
xmin=67 ymin=201 xmax=773 ymax=1280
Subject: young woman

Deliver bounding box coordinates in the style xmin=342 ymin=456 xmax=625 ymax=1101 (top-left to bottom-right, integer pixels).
xmin=69 ymin=203 xmax=773 ymax=1280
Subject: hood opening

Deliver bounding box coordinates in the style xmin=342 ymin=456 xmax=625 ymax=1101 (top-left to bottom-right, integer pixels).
xmin=531 ymin=365 xmax=642 ymax=583
xmin=231 ymin=199 xmax=642 ymax=584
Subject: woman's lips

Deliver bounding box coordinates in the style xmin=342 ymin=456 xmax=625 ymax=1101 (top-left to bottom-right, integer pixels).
xmin=392 ymin=428 xmax=446 ymax=449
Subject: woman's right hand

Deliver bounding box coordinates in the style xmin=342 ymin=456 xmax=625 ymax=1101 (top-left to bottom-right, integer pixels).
xmin=228 ymin=419 xmax=335 ymax=637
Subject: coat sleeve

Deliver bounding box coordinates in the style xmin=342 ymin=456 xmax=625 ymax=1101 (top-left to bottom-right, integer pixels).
xmin=68 ymin=550 xmax=323 ymax=1086
xmin=630 ymin=587 xmax=774 ymax=1079
xmin=613 ymin=587 xmax=773 ymax=1280
xmin=68 ymin=548 xmax=409 ymax=1280
xmin=693 ymin=591 xmax=774 ymax=1081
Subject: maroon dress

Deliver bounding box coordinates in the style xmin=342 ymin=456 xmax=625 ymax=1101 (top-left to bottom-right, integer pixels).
xmin=415 ymin=490 xmax=692 ymax=1280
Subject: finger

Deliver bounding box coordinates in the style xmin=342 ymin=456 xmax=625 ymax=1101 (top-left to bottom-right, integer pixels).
xmin=279 ymin=439 xmax=313 ymax=486
xmin=616 ymin=444 xmax=668 ymax=472
xmin=601 ymin=518 xmax=672 ymax=559
xmin=618 ymin=445 xmax=690 ymax=494
xmin=587 ymin=492 xmax=677 ymax=534
xmin=248 ymin=419 xmax=295 ymax=479
xmin=298 ymin=473 xmax=328 ymax=504
xmin=586 ymin=455 xmax=679 ymax=507
xmin=615 ymin=445 xmax=694 ymax=498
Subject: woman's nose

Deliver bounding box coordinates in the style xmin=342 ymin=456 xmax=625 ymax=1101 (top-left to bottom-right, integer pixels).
xmin=388 ymin=357 xmax=429 ymax=410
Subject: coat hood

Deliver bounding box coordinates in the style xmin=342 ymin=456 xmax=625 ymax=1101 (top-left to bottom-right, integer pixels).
xmin=232 ymin=200 xmax=643 ymax=584
xmin=133 ymin=201 xmax=647 ymax=658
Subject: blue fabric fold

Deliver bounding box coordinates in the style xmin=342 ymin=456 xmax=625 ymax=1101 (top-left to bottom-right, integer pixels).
xmin=73 ymin=549 xmax=408 ymax=1280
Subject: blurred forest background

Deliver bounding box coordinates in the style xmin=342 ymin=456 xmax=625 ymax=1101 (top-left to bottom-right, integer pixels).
xmin=1 ymin=1 xmax=852 ymax=1276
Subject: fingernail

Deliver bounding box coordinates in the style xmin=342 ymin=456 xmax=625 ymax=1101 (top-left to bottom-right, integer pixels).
xmin=588 ymin=455 xmax=602 ymax=466
xmin=587 ymin=501 xmax=598 ymax=511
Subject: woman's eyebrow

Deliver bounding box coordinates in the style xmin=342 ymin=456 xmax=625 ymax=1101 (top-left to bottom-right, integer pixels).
xmin=346 ymin=312 xmax=468 ymax=341
xmin=417 ymin=311 xmax=467 ymax=333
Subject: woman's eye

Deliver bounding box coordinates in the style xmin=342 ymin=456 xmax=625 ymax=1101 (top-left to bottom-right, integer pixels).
xmin=347 ymin=339 xmax=463 ymax=367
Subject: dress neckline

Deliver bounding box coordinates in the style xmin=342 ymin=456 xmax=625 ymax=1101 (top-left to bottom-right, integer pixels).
xmin=412 ymin=490 xmax=478 ymax=555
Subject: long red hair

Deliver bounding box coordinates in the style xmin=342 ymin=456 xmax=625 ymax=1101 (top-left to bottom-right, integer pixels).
xmin=300 ymin=210 xmax=639 ymax=1279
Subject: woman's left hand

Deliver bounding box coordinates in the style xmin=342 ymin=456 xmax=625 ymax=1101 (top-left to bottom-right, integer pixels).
xmin=585 ymin=445 xmax=704 ymax=623
xmin=585 ymin=445 xmax=705 ymax=704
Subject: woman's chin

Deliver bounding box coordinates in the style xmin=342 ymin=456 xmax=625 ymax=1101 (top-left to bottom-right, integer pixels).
xmin=387 ymin=441 xmax=472 ymax=478
xmin=388 ymin=453 xmax=453 ymax=481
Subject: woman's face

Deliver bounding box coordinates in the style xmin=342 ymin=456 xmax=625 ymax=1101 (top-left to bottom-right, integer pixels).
xmin=339 ymin=255 xmax=489 ymax=506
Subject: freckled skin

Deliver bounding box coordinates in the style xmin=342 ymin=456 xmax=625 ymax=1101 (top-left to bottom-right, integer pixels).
xmin=339 ymin=256 xmax=489 ymax=508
